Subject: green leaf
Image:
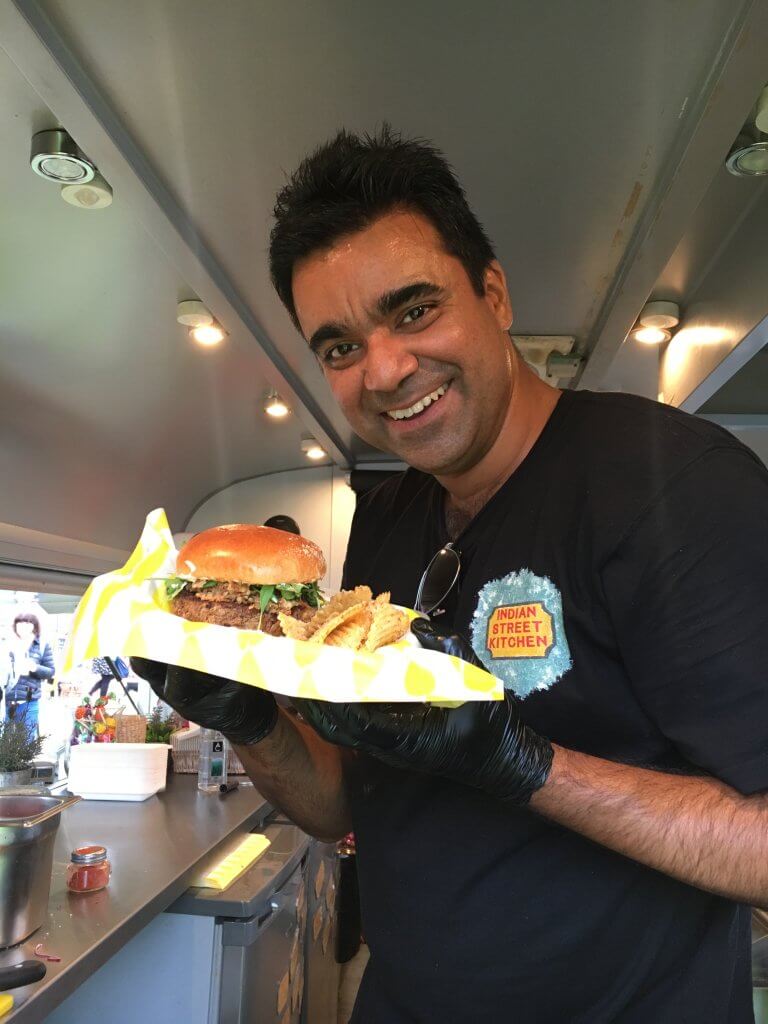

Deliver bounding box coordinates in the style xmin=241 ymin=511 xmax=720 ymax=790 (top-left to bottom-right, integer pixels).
xmin=165 ymin=577 xmax=189 ymax=600
xmin=259 ymin=584 xmax=276 ymax=614
xmin=200 ymin=579 xmax=218 ymax=590
xmin=272 ymin=580 xmax=324 ymax=607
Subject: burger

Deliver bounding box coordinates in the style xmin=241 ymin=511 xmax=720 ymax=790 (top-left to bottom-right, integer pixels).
xmin=165 ymin=524 xmax=326 ymax=636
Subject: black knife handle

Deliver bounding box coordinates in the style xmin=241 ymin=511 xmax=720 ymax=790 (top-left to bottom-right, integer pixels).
xmin=0 ymin=959 xmax=46 ymax=990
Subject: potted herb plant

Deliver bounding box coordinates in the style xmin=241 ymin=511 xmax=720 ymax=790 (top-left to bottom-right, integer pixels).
xmin=0 ymin=715 xmax=45 ymax=788
xmin=146 ymin=705 xmax=179 ymax=772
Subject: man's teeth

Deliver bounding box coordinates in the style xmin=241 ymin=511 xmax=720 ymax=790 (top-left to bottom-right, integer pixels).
xmin=386 ymin=383 xmax=448 ymax=421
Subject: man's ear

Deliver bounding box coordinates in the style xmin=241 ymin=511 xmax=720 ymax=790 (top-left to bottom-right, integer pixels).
xmin=483 ymin=260 xmax=513 ymax=332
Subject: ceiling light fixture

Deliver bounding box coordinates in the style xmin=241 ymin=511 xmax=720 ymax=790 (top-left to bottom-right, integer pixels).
xmin=264 ymin=391 xmax=290 ymax=418
xmin=726 ymin=134 xmax=768 ymax=176
xmin=634 ymin=325 xmax=672 ymax=345
xmin=176 ymin=300 xmax=214 ymax=327
xmin=301 ymin=437 xmax=326 ymax=460
xmin=726 ymin=86 xmax=768 ymax=177
xmin=190 ymin=323 xmax=226 ymax=347
xmin=631 ymin=300 xmax=679 ymax=345
xmin=60 ymin=173 xmax=113 ymax=210
xmin=30 ymin=129 xmax=95 ymax=183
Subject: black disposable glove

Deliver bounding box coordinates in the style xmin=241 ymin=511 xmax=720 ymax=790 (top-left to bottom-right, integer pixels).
xmin=294 ymin=618 xmax=553 ymax=806
xmin=131 ymin=658 xmax=278 ymax=747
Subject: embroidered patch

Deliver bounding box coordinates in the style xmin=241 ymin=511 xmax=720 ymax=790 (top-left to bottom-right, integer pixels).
xmin=470 ymin=569 xmax=572 ymax=698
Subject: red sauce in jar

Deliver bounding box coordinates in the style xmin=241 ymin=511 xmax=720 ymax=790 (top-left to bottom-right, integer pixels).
xmin=66 ymin=845 xmax=111 ymax=893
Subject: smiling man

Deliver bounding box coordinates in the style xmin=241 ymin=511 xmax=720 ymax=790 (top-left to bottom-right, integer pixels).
xmin=139 ymin=127 xmax=768 ymax=1022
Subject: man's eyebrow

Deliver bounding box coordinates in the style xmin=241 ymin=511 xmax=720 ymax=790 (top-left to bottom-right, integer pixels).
xmin=307 ymin=281 xmax=445 ymax=354
xmin=308 ymin=321 xmax=347 ymax=354
xmin=375 ymin=281 xmax=445 ymax=318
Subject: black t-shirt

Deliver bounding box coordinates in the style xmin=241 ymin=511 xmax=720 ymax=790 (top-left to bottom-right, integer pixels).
xmin=342 ymin=389 xmax=768 ymax=1024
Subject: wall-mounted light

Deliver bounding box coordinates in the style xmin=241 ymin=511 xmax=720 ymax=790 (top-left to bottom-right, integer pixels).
xmin=631 ymin=300 xmax=679 ymax=345
xmin=301 ymin=437 xmax=326 ymax=461
xmin=264 ymin=391 xmax=290 ymax=418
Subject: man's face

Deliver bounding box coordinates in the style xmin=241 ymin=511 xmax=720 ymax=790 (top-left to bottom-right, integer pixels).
xmin=292 ymin=210 xmax=514 ymax=477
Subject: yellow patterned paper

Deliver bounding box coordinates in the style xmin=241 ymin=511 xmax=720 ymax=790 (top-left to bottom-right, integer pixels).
xmin=62 ymin=510 xmax=502 ymax=704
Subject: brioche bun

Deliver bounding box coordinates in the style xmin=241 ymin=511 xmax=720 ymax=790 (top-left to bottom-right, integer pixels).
xmin=176 ymin=524 xmax=326 ymax=585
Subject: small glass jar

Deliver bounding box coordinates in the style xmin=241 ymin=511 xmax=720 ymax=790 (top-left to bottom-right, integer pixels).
xmin=66 ymin=845 xmax=111 ymax=894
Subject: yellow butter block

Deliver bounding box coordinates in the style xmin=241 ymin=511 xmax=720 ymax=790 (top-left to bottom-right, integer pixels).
xmin=191 ymin=833 xmax=271 ymax=891
xmin=0 ymin=993 xmax=14 ymax=1017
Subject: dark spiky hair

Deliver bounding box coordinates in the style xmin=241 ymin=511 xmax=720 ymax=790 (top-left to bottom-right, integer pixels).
xmin=269 ymin=125 xmax=496 ymax=331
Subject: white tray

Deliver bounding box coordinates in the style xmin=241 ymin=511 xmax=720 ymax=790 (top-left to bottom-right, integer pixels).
xmin=68 ymin=742 xmax=170 ymax=801
xmin=69 ymin=790 xmax=161 ymax=802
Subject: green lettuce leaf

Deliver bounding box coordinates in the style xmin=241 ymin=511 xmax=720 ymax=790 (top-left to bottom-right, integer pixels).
xmin=165 ymin=577 xmax=189 ymax=600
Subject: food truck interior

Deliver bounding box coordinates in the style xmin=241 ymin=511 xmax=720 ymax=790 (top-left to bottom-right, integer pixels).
xmin=1 ymin=1 xmax=768 ymax=1021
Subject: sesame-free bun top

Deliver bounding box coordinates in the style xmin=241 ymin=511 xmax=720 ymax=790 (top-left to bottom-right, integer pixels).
xmin=176 ymin=524 xmax=326 ymax=585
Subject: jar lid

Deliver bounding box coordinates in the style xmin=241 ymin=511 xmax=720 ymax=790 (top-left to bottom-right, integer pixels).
xmin=71 ymin=844 xmax=107 ymax=864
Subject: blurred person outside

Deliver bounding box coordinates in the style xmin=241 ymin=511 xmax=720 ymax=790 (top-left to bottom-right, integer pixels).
xmin=6 ymin=613 xmax=54 ymax=738
xmin=89 ymin=656 xmax=116 ymax=699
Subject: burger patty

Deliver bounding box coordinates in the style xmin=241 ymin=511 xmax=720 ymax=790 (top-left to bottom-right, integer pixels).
xmin=171 ymin=590 xmax=315 ymax=636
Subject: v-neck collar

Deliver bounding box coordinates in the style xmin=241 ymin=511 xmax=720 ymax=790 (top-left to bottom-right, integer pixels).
xmin=433 ymin=388 xmax=577 ymax=548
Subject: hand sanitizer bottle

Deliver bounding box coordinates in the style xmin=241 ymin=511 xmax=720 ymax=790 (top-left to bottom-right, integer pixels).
xmin=198 ymin=729 xmax=228 ymax=793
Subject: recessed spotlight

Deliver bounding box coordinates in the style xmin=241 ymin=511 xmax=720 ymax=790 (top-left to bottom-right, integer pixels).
xmin=30 ymin=129 xmax=95 ymax=183
xmin=301 ymin=437 xmax=326 ymax=460
xmin=264 ymin=391 xmax=290 ymax=418
xmin=633 ymin=325 xmax=672 ymax=345
xmin=190 ymin=323 xmax=226 ymax=347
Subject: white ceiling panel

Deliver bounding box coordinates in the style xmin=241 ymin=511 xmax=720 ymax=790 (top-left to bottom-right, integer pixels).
xmin=0 ymin=44 xmax=321 ymax=548
xmin=1 ymin=0 xmax=767 ymax=553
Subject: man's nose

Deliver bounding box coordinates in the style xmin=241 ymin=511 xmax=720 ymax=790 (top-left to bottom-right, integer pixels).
xmin=362 ymin=330 xmax=418 ymax=393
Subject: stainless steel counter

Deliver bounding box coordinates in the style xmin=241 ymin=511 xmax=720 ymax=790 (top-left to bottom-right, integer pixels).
xmin=0 ymin=775 xmax=270 ymax=1022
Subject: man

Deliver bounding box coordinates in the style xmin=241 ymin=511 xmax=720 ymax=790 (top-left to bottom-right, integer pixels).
xmin=138 ymin=127 xmax=768 ymax=1022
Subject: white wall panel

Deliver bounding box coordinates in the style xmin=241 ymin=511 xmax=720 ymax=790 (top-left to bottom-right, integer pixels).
xmin=185 ymin=467 xmax=356 ymax=592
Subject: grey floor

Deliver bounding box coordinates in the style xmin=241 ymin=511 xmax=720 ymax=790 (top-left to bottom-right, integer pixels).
xmin=338 ymin=945 xmax=369 ymax=1023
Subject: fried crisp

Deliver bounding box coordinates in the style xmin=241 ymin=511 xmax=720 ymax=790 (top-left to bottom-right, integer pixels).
xmin=278 ymin=612 xmax=311 ymax=641
xmin=305 ymin=586 xmax=373 ymax=634
xmin=278 ymin=585 xmax=409 ymax=651
xmin=309 ymin=602 xmax=373 ymax=644
xmin=324 ymin=608 xmax=373 ymax=649
xmin=364 ymin=603 xmax=410 ymax=652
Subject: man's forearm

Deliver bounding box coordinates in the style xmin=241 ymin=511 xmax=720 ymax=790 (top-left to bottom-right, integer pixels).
xmin=530 ymin=745 xmax=768 ymax=907
xmin=234 ymin=709 xmax=353 ymax=842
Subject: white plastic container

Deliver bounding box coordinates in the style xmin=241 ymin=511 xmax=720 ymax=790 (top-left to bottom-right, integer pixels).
xmin=67 ymin=743 xmax=170 ymax=801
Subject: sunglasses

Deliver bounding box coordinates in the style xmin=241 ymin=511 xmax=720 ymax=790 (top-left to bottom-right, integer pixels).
xmin=415 ymin=542 xmax=461 ymax=618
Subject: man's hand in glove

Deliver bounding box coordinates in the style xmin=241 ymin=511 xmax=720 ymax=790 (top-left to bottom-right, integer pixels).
xmin=131 ymin=658 xmax=278 ymax=747
xmin=294 ymin=618 xmax=553 ymax=806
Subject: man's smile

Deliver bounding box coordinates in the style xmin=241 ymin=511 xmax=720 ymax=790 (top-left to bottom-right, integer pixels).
xmin=382 ymin=381 xmax=451 ymax=422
